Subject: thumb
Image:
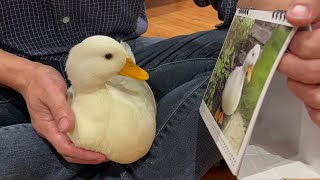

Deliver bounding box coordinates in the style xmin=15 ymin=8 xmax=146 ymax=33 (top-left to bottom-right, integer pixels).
xmin=48 ymin=91 xmax=75 ymax=133
xmin=286 ymin=0 xmax=320 ymax=27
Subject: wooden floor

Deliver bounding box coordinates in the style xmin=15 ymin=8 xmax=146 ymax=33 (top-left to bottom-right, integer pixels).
xmin=144 ymin=0 xmax=236 ymax=180
xmin=144 ymin=0 xmax=221 ymax=38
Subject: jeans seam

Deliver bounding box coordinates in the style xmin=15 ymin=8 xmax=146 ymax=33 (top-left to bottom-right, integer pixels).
xmin=145 ymin=58 xmax=217 ymax=72
xmin=121 ymin=75 xmax=210 ymax=179
xmin=52 ymin=167 xmax=75 ymax=179
xmin=153 ymin=75 xmax=209 ymax=142
xmin=0 ymin=98 xmax=15 ymax=104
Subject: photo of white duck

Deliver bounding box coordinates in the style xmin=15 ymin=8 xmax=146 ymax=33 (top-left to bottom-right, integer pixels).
xmin=65 ymin=35 xmax=156 ymax=164
xmin=215 ymin=44 xmax=261 ymax=125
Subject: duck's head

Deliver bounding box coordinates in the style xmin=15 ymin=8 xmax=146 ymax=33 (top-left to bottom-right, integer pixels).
xmin=66 ymin=35 xmax=149 ymax=91
xmin=243 ymin=44 xmax=261 ymax=83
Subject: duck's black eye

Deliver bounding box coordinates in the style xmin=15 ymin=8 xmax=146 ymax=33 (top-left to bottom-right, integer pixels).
xmin=105 ymin=53 xmax=113 ymax=60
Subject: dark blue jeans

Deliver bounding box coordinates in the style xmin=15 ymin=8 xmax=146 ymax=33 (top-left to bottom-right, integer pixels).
xmin=0 ymin=29 xmax=227 ymax=180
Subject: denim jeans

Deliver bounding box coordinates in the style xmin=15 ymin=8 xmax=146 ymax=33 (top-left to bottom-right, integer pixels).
xmin=0 ymin=29 xmax=227 ymax=180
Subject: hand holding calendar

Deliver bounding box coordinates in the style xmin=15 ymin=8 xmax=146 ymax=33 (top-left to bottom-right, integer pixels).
xmin=278 ymin=0 xmax=320 ymax=127
xmin=200 ymin=0 xmax=320 ymax=177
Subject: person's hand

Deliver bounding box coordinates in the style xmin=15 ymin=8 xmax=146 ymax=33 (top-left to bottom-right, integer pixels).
xmin=21 ymin=62 xmax=107 ymax=164
xmin=278 ymin=0 xmax=320 ymax=127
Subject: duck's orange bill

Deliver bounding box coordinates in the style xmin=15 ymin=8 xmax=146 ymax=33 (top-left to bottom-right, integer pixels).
xmin=118 ymin=58 xmax=149 ymax=81
xmin=246 ymin=64 xmax=254 ymax=83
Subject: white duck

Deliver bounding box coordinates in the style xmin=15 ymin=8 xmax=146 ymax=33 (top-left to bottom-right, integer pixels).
xmin=221 ymin=44 xmax=261 ymax=116
xmin=65 ymin=35 xmax=156 ymax=164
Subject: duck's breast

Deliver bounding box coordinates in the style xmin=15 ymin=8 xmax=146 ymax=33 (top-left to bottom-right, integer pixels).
xmin=222 ymin=67 xmax=246 ymax=115
xmin=69 ymin=85 xmax=156 ymax=163
xmin=68 ymin=89 xmax=114 ymax=151
xmin=104 ymin=80 xmax=156 ymax=161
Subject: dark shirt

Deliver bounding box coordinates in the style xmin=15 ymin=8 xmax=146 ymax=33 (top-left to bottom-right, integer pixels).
xmin=0 ymin=0 xmax=236 ymax=62
xmin=0 ymin=0 xmax=147 ymax=61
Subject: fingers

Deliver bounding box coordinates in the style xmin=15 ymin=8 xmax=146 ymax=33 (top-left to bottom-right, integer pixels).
xmin=305 ymin=105 xmax=320 ymax=128
xmin=286 ymin=0 xmax=320 ymax=60
xmin=32 ymin=114 xmax=108 ymax=164
xmin=288 ymin=29 xmax=320 ymax=59
xmin=286 ymin=0 xmax=320 ymax=26
xmin=44 ymin=124 xmax=108 ymax=163
xmin=283 ymin=0 xmax=320 ymax=127
xmin=287 ymin=78 xmax=320 ymax=127
xmin=47 ymin=84 xmax=75 ymax=133
xmin=25 ymin=65 xmax=107 ymax=164
xmin=63 ymin=156 xmax=105 ymax=165
xmin=287 ymin=78 xmax=320 ymax=109
xmin=278 ymin=53 xmax=320 ymax=84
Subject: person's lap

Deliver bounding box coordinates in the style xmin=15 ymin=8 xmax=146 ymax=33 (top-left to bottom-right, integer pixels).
xmin=0 ymin=29 xmax=227 ymax=180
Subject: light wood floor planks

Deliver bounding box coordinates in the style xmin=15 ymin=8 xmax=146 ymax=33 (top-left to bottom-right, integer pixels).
xmin=144 ymin=0 xmax=222 ymax=38
xmin=144 ymin=0 xmax=236 ymax=179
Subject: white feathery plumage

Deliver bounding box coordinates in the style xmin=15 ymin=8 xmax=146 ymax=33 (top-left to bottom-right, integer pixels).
xmin=66 ymin=36 xmax=156 ymax=164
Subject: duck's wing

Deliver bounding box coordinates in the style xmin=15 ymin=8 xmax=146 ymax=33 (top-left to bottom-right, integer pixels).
xmin=108 ymin=76 xmax=156 ymax=113
xmin=143 ymin=81 xmax=157 ymax=113
xmin=120 ymin=41 xmax=136 ymax=64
